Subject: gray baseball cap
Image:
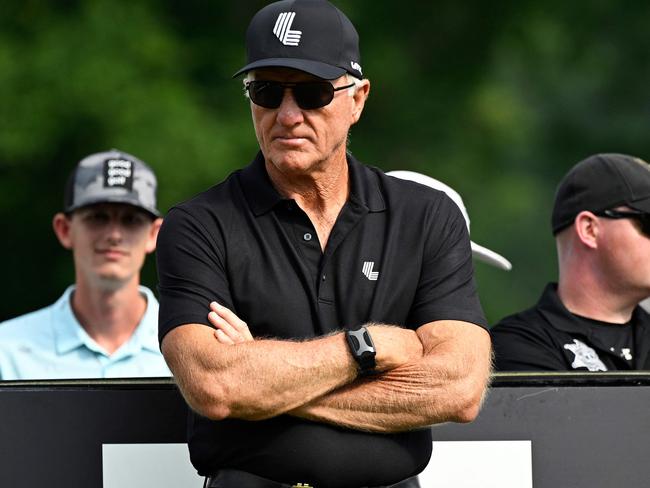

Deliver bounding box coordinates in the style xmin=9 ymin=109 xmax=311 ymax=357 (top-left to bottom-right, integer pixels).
xmin=63 ymin=149 xmax=160 ymax=218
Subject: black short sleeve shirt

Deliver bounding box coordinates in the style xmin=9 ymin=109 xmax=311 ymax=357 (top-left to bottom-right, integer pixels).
xmin=491 ymin=283 xmax=650 ymax=372
xmin=156 ymin=152 xmax=487 ymax=486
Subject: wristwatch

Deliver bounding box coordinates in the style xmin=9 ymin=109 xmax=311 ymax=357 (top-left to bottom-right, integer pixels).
xmin=345 ymin=326 xmax=376 ymax=376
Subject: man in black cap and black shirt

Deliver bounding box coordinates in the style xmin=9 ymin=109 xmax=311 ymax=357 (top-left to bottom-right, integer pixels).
xmin=156 ymin=1 xmax=492 ymax=487
xmin=492 ymin=153 xmax=650 ymax=371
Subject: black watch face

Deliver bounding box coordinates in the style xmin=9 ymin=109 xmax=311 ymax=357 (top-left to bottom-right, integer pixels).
xmin=347 ymin=328 xmax=376 ymax=374
xmin=348 ymin=328 xmax=375 ymax=355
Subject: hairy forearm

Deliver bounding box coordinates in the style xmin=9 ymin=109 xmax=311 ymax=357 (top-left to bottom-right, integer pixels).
xmin=162 ymin=324 xmax=358 ymax=421
xmin=196 ymin=306 xmax=426 ymax=423
xmin=290 ymin=361 xmax=466 ymax=432
xmin=199 ymin=305 xmax=490 ymax=430
xmin=290 ymin=322 xmax=492 ymax=433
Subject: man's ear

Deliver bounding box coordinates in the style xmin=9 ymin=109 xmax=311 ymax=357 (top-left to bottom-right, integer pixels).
xmin=145 ymin=217 xmax=163 ymax=254
xmin=574 ymin=211 xmax=599 ymax=249
xmin=351 ymin=79 xmax=370 ymax=125
xmin=52 ymin=213 xmax=73 ymax=250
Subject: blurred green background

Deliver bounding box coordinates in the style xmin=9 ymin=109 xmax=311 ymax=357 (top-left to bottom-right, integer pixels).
xmin=1 ymin=0 xmax=649 ymax=324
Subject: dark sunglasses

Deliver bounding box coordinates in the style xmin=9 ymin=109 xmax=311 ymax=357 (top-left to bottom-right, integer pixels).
xmin=595 ymin=208 xmax=650 ymax=237
xmin=245 ymin=80 xmax=355 ymax=110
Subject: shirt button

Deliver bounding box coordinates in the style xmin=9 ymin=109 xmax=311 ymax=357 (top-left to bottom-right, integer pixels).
xmin=303 ymin=233 xmax=312 ymax=241
xmin=322 ymin=274 xmax=326 ymax=281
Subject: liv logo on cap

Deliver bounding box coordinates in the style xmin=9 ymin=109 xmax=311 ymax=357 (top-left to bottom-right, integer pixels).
xmin=233 ymin=0 xmax=363 ymax=80
xmin=273 ymin=12 xmax=302 ymax=46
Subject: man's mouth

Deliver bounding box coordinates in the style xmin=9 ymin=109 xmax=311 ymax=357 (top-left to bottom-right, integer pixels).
xmin=97 ymin=249 xmax=128 ymax=259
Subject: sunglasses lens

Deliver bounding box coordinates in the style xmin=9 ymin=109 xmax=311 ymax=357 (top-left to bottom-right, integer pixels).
xmin=248 ymin=81 xmax=284 ymax=108
xmin=247 ymin=81 xmax=337 ymax=109
xmin=293 ymin=82 xmax=334 ymax=109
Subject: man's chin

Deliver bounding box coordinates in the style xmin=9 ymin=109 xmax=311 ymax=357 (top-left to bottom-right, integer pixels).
xmin=268 ymin=152 xmax=324 ymax=176
xmin=94 ymin=274 xmax=130 ymax=292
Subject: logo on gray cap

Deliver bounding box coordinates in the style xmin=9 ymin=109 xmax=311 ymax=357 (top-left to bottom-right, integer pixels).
xmin=103 ymin=158 xmax=134 ymax=190
xmin=64 ymin=149 xmax=160 ymax=218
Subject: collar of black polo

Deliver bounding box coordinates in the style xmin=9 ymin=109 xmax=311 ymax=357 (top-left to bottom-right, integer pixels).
xmin=239 ymin=151 xmax=386 ymax=216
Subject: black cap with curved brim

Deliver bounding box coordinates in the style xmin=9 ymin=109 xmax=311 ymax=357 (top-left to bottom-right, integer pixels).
xmin=551 ymin=153 xmax=650 ymax=234
xmin=233 ymin=0 xmax=363 ymax=80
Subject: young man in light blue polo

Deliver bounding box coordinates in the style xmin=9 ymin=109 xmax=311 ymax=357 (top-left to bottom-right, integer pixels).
xmin=0 ymin=150 xmax=170 ymax=379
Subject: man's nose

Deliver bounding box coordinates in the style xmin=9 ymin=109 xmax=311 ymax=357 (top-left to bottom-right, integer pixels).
xmin=105 ymin=218 xmax=124 ymax=242
xmin=276 ymin=88 xmax=304 ymax=126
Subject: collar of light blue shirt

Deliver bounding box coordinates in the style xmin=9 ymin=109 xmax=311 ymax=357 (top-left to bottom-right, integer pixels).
xmin=53 ymin=286 xmax=160 ymax=358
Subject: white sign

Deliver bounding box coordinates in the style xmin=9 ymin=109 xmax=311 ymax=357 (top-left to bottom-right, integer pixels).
xmin=420 ymin=441 xmax=533 ymax=488
xmin=103 ymin=444 xmax=201 ymax=488
xmin=103 ymin=440 xmax=533 ymax=488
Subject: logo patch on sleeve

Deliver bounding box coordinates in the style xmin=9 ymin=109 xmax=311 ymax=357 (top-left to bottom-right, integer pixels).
xmin=103 ymin=158 xmax=134 ymax=190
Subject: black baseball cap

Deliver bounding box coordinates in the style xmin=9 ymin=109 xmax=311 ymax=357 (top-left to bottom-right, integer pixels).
xmin=63 ymin=149 xmax=161 ymax=218
xmin=233 ymin=0 xmax=363 ymax=80
xmin=551 ymin=153 xmax=650 ymax=234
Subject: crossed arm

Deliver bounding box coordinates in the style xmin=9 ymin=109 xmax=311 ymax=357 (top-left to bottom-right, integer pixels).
xmin=162 ymin=302 xmax=492 ymax=433
xmin=290 ymin=321 xmax=491 ymax=432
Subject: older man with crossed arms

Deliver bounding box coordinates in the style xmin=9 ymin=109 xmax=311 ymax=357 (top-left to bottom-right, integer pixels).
xmin=156 ymin=1 xmax=492 ymax=487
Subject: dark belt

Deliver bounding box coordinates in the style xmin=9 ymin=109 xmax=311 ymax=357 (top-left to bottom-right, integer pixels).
xmin=204 ymin=469 xmax=421 ymax=488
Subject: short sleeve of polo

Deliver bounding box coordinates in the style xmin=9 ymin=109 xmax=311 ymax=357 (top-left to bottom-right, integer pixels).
xmin=156 ymin=204 xmax=232 ymax=342
xmin=402 ymin=189 xmax=487 ymax=329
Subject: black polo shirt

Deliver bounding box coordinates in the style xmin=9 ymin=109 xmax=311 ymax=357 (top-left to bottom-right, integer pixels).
xmin=491 ymin=283 xmax=650 ymax=371
xmin=157 ymin=151 xmax=487 ymax=487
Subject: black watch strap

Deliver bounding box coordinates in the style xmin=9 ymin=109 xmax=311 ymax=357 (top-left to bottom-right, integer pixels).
xmin=345 ymin=326 xmax=376 ymax=376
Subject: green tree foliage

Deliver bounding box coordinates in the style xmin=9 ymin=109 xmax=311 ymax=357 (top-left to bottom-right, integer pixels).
xmin=1 ymin=0 xmax=650 ymax=324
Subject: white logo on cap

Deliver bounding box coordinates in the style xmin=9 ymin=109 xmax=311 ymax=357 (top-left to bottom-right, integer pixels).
xmin=105 ymin=159 xmax=133 ymax=188
xmin=274 ymin=12 xmax=302 ymax=46
xmin=351 ymin=61 xmax=362 ymax=75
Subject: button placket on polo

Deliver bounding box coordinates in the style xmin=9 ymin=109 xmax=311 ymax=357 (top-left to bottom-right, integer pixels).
xmin=278 ymin=200 xmax=324 ymax=287
xmin=317 ymin=259 xmax=331 ymax=301
xmin=294 ymin=220 xmax=322 ymax=270
xmin=317 ymin=200 xmax=369 ymax=303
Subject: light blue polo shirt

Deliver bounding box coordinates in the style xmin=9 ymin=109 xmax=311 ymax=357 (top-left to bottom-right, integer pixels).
xmin=0 ymin=286 xmax=171 ymax=380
